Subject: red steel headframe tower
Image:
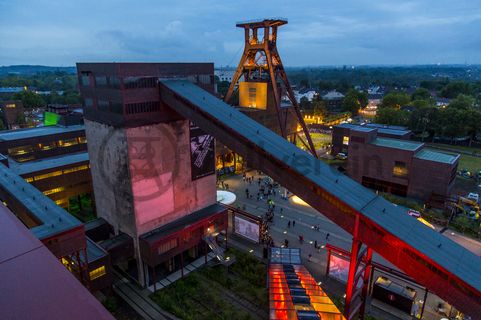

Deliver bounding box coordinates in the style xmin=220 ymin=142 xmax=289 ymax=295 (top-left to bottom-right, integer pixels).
xmin=224 ymin=18 xmax=318 ymax=157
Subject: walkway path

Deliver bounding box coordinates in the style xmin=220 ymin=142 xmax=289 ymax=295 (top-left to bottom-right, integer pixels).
xmin=112 ymin=270 xmax=179 ymax=320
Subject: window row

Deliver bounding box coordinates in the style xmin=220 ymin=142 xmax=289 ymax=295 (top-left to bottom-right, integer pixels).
xmin=7 ymin=137 xmax=87 ymax=158
xmin=125 ymin=101 xmax=161 ymax=115
xmin=25 ymin=164 xmax=90 ymax=182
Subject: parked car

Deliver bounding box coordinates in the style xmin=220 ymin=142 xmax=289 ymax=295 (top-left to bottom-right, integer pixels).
xmin=336 ymin=152 xmax=347 ymax=160
xmin=467 ymin=192 xmax=479 ymax=203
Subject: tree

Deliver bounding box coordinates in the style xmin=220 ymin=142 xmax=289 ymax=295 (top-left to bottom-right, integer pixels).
xmin=379 ymin=92 xmax=411 ymax=109
xmin=411 ymin=88 xmax=431 ymax=101
xmin=448 ymin=94 xmax=476 ymax=110
xmin=375 ymin=108 xmax=409 ymax=126
xmin=299 ymin=96 xmax=311 ymax=110
xmin=341 ymin=89 xmax=367 ymax=115
xmin=440 ymin=81 xmax=473 ymax=99
xmin=300 ymin=78 xmax=310 ymax=88
xmin=12 ymin=91 xmax=45 ymax=108
xmin=311 ymin=99 xmax=327 ymax=117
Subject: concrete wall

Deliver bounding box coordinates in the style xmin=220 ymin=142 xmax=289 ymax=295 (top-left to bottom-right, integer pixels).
xmin=84 ymin=119 xmax=135 ymax=236
xmin=125 ymin=120 xmax=216 ymax=236
xmin=409 ymin=158 xmax=456 ymax=198
xmin=347 ymin=138 xmax=413 ymax=188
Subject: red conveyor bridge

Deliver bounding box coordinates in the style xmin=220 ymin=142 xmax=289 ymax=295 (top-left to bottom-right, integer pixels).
xmin=159 ymin=80 xmax=481 ymax=316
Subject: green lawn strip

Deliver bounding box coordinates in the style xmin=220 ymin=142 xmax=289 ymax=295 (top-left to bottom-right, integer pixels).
xmin=150 ymin=250 xmax=266 ymax=320
xmin=427 ymin=143 xmax=481 ymax=155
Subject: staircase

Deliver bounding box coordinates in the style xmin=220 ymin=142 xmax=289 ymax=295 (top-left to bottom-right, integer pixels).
xmin=203 ymin=235 xmax=234 ymax=265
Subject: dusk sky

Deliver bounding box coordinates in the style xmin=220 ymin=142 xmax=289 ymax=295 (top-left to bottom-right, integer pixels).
xmin=1 ymin=0 xmax=481 ymax=66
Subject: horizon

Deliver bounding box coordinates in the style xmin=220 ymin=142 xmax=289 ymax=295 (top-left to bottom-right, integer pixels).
xmin=1 ymin=1 xmax=481 ymax=66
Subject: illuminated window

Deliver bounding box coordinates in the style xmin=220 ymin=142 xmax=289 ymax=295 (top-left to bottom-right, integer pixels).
xmin=63 ymin=164 xmax=88 ymax=174
xmin=55 ymin=199 xmax=68 ymax=207
xmin=8 ymin=145 xmax=33 ymax=156
xmin=89 ymin=266 xmax=106 ymax=280
xmin=43 ymin=187 xmax=65 ymax=196
xmin=5 ymin=103 xmax=16 ymax=108
xmin=34 ymin=170 xmax=62 ymax=181
xmin=39 ymin=141 xmax=56 ymax=150
xmin=24 ymin=177 xmax=34 ymax=183
xmin=16 ymin=156 xmax=35 ymax=162
xmin=78 ymin=136 xmax=87 ymax=144
xmin=393 ymin=161 xmax=408 ymax=178
xmin=342 ymin=136 xmax=349 ymax=145
xmin=58 ymin=138 xmax=78 ymax=147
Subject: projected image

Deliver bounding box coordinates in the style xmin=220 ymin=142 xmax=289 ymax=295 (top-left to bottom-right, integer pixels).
xmin=328 ymin=254 xmax=350 ymax=283
xmin=234 ymin=215 xmax=260 ymax=243
xmin=190 ymin=122 xmax=215 ymax=180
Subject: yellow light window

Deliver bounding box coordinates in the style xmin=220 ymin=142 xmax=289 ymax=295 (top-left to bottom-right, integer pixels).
xmin=34 ymin=170 xmax=62 ymax=181
xmin=393 ymin=161 xmax=408 ymax=178
xmin=343 ymin=136 xmax=349 ymax=145
xmin=89 ymin=266 xmax=106 ymax=280
xmin=24 ymin=177 xmax=34 ymax=183
xmin=63 ymin=164 xmax=89 ymax=174
xmin=43 ymin=187 xmax=65 ymax=196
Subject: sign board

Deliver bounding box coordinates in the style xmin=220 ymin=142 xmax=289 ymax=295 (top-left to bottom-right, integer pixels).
xmin=239 ymin=82 xmax=267 ymax=110
xmin=189 ymin=122 xmax=215 ymax=180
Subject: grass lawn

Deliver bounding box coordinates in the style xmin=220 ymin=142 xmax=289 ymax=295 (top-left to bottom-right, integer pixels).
xmin=457 ymin=154 xmax=481 ymax=174
xmin=297 ymin=132 xmax=332 ymax=150
xmin=427 ymin=143 xmax=481 ymax=155
xmin=150 ymin=248 xmax=267 ymax=320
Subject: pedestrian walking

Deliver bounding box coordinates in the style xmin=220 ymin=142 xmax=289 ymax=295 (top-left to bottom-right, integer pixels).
xmin=308 ymin=253 xmax=312 ymax=262
xmin=325 ymin=233 xmax=330 ymax=241
xmin=299 ymin=235 xmax=304 ymax=244
xmin=314 ymin=240 xmax=318 ymax=249
xmin=284 ymin=239 xmax=289 ymax=248
xmin=288 ymin=220 xmax=291 ymax=228
xmin=293 ymin=220 xmax=296 ymax=227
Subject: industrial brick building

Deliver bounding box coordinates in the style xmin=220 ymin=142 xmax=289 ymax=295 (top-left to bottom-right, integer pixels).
xmin=342 ymin=126 xmax=458 ymax=199
xmin=77 ymin=62 xmax=227 ymax=286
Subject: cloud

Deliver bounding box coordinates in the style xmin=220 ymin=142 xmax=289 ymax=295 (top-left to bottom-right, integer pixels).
xmin=0 ymin=0 xmax=480 ymax=65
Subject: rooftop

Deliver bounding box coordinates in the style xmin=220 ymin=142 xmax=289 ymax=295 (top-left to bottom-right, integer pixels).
xmin=0 ymin=205 xmax=113 ymax=320
xmin=0 ymin=124 xmax=85 ymax=141
xmin=8 ymin=151 xmax=89 ymax=175
xmin=140 ymin=203 xmax=225 ymax=245
xmin=0 ymin=163 xmax=82 ymax=239
xmin=414 ymin=148 xmax=459 ymax=164
xmin=337 ymin=123 xmax=411 ymax=136
xmin=370 ymin=137 xmax=423 ymax=151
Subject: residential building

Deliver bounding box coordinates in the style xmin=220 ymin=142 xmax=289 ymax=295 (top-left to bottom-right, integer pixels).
xmin=322 ymin=90 xmax=345 ymax=112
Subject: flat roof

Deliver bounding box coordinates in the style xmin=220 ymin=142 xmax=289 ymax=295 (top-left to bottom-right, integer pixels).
xmin=414 ymin=148 xmax=459 ymax=164
xmin=337 ymin=123 xmax=410 ymax=136
xmin=8 ymin=151 xmax=89 ymax=175
xmin=0 ymin=205 xmax=114 ymax=320
xmin=0 ymin=124 xmax=84 ymax=141
xmin=160 ymin=80 xmax=481 ymax=295
xmin=0 ymin=163 xmax=82 ymax=239
xmin=140 ymin=203 xmax=225 ymax=245
xmin=370 ymin=137 xmax=423 ymax=151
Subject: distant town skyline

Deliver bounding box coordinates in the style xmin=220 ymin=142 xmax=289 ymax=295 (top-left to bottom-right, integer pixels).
xmin=1 ymin=0 xmax=481 ymax=66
